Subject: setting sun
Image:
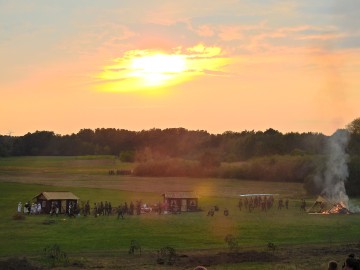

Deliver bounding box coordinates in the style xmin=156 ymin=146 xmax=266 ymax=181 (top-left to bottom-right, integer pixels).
xmin=130 ymin=54 xmax=187 ymax=86
xmin=96 ymin=45 xmax=228 ymax=92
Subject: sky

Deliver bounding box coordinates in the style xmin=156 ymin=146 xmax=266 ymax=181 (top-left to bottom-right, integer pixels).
xmin=1 ymin=0 xmax=360 ymax=136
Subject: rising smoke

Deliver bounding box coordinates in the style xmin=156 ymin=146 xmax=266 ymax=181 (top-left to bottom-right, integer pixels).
xmin=319 ymin=129 xmax=350 ymax=207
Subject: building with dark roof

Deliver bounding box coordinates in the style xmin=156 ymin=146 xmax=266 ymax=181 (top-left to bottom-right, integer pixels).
xmin=162 ymin=191 xmax=198 ymax=212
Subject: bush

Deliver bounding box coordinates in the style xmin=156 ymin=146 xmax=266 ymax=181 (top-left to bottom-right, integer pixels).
xmin=42 ymin=244 xmax=69 ymax=267
xmin=224 ymin=234 xmax=239 ymax=252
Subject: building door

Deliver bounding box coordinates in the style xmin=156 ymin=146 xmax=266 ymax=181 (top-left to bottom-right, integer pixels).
xmin=181 ymin=199 xmax=187 ymax=211
xmin=61 ymin=200 xmax=67 ymax=214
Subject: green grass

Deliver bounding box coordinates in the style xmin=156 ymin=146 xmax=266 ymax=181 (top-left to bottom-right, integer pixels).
xmin=1 ymin=181 xmax=360 ymax=257
xmin=0 ymin=155 xmax=134 ymax=175
xmin=0 ymin=156 xmax=360 ymax=269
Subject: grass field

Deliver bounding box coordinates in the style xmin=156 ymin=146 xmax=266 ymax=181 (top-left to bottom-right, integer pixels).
xmin=0 ymin=156 xmax=360 ymax=269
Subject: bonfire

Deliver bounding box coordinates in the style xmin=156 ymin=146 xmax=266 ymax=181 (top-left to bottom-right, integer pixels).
xmin=307 ymin=195 xmax=352 ymax=214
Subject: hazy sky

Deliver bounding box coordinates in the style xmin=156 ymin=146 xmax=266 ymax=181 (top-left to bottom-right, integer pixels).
xmin=1 ymin=1 xmax=359 ymax=136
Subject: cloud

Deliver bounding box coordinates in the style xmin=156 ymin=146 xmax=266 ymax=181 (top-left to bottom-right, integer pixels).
xmin=195 ymin=25 xmax=215 ymax=37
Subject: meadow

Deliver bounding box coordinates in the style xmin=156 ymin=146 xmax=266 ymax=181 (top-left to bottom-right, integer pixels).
xmin=0 ymin=156 xmax=360 ymax=269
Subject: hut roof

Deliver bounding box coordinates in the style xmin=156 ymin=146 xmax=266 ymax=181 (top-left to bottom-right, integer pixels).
xmin=33 ymin=191 xmax=79 ymax=200
xmin=163 ymin=191 xmax=198 ymax=199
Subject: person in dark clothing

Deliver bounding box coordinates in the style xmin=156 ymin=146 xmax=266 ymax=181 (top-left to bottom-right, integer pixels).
xmin=117 ymin=204 xmax=124 ymax=219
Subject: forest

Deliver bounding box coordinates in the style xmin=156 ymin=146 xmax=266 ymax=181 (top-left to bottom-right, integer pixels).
xmin=1 ymin=118 xmax=360 ymax=195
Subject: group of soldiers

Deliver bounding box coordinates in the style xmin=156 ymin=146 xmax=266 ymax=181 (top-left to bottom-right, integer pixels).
xmin=85 ymin=201 xmax=113 ymax=217
xmin=116 ymin=201 xmax=149 ymax=219
xmin=206 ymin=197 xmax=307 ymax=216
xmin=80 ymin=200 xmax=147 ymax=219
xmin=237 ymin=196 xmax=293 ymax=212
xmin=238 ymin=195 xmax=277 ymax=212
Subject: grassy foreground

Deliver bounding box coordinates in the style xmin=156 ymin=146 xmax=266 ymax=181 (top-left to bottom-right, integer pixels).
xmin=0 ymin=156 xmax=360 ymax=269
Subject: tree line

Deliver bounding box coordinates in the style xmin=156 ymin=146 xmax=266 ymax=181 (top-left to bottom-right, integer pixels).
xmin=1 ymin=118 xmax=360 ymax=196
xmin=0 ymin=128 xmax=329 ymax=158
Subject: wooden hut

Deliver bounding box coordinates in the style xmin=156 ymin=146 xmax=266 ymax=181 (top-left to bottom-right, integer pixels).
xmin=33 ymin=191 xmax=79 ymax=214
xmin=163 ymin=192 xmax=199 ymax=212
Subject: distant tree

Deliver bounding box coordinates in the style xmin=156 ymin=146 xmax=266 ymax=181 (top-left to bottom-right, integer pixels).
xmin=347 ymin=118 xmax=360 ymax=156
xmin=0 ymin=135 xmax=14 ymax=156
xmin=21 ymin=131 xmax=57 ymax=155
xmin=347 ymin=118 xmax=360 ymax=135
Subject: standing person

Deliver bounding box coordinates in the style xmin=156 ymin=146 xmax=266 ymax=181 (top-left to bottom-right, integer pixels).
xmin=300 ymin=199 xmax=307 ymax=211
xmin=37 ymin=202 xmax=42 ymax=214
xmin=55 ymin=202 xmax=59 ymax=216
xmin=93 ymin=203 xmax=98 ymax=218
xmin=84 ymin=201 xmax=90 ymax=216
xmin=31 ymin=203 xmax=36 ymax=214
xmin=130 ymin=201 xmax=134 ymax=215
xmin=124 ymin=202 xmax=128 ymax=215
xmin=104 ymin=201 xmax=109 ymax=216
xmin=50 ymin=202 xmax=56 ymax=216
xmin=278 ymin=199 xmax=283 ymax=210
xmin=136 ymin=201 xmax=141 ymax=215
xmin=117 ymin=204 xmax=124 ymax=219
xmin=17 ymin=202 xmax=22 ymax=213
xmin=108 ymin=202 xmax=112 ymax=215
xmin=285 ymin=199 xmax=289 ymax=209
xmin=26 ymin=201 xmax=31 ymax=215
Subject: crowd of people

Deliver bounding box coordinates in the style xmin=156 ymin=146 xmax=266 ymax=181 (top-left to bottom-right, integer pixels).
xmin=19 ymin=196 xmax=309 ymax=218
xmin=18 ymin=201 xmax=42 ymax=215
xmin=237 ymin=196 xmax=292 ymax=212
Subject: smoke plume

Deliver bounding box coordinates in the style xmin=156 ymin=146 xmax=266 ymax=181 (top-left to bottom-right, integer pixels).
xmin=320 ymin=129 xmax=350 ymax=207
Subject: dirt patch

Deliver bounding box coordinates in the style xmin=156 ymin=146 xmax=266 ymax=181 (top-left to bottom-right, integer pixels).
xmin=176 ymin=251 xmax=279 ymax=267
xmin=0 ymin=257 xmax=43 ymax=270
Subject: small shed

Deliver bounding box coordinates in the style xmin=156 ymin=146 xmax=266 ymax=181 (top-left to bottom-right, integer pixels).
xmin=33 ymin=191 xmax=79 ymax=214
xmin=163 ymin=191 xmax=199 ymax=212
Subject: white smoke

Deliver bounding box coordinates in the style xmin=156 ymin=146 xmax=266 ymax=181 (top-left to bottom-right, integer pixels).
xmin=321 ymin=129 xmax=350 ymax=207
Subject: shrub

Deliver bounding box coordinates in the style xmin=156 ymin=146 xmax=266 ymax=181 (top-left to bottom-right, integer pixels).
xmin=42 ymin=244 xmax=69 ymax=267
xmin=224 ymin=234 xmax=239 ymax=252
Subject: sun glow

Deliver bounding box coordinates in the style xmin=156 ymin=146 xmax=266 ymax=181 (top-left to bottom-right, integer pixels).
xmin=96 ymin=45 xmax=229 ymax=92
xmin=130 ymin=54 xmax=187 ymax=86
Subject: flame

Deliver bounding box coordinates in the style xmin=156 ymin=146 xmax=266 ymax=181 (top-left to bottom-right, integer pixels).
xmin=308 ymin=196 xmax=353 ymax=215
xmin=320 ymin=201 xmax=351 ymax=214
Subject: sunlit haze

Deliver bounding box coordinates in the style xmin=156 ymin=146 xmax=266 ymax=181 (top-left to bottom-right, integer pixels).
xmin=1 ymin=1 xmax=359 ymax=136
